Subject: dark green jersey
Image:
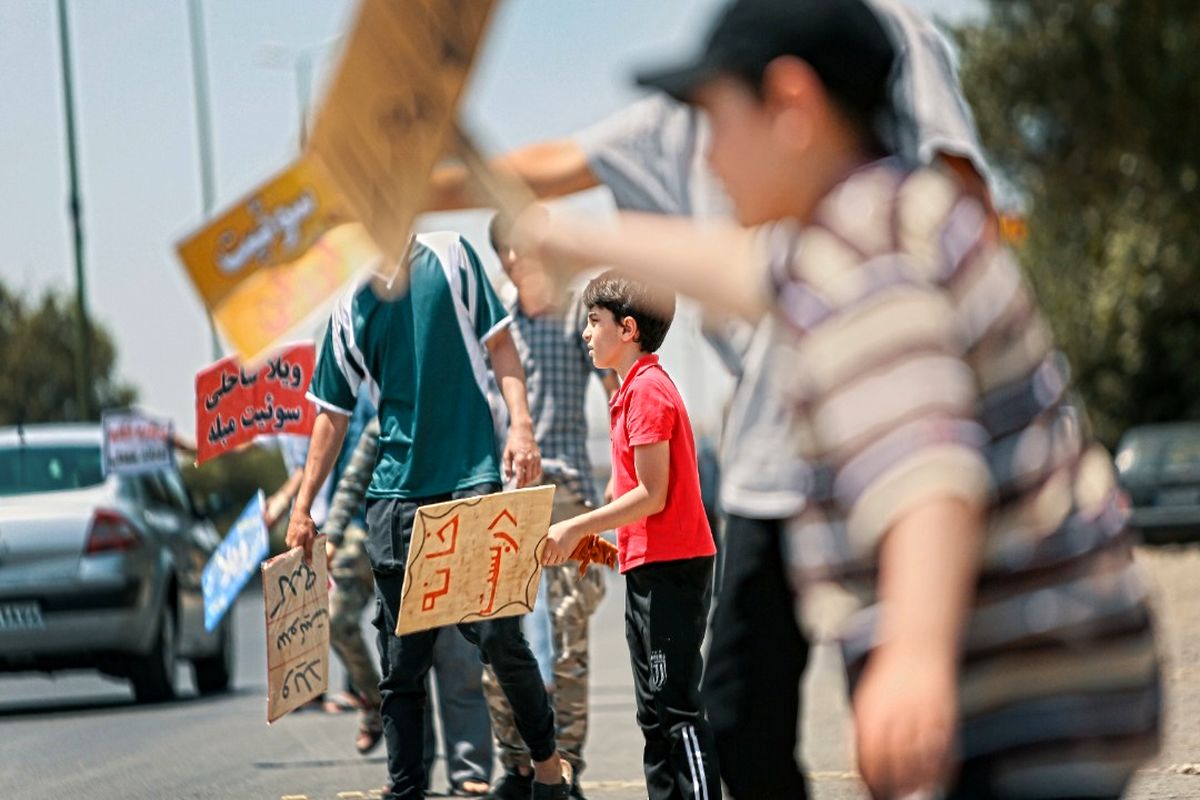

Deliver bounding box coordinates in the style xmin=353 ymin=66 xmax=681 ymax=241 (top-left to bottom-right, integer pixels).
xmin=308 ymin=232 xmax=510 ymax=499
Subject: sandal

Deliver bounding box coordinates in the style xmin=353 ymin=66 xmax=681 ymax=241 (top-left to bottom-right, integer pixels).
xmin=323 ymin=691 xmax=363 ymax=714
xmin=355 ymin=709 xmax=384 ymax=755
xmin=451 ymin=779 xmax=490 ymax=797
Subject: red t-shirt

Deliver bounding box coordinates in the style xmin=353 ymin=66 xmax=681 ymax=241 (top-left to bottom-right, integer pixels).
xmin=609 ymin=354 xmax=716 ymax=572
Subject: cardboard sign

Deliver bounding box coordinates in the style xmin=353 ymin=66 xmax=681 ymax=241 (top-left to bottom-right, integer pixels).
xmin=308 ymin=0 xmax=496 ymax=278
xmin=262 ymin=535 xmax=330 ymax=723
xmin=396 ymin=485 xmax=554 ymax=636
xmin=195 ymin=343 xmax=316 ymax=465
xmin=201 ymin=491 xmax=270 ymax=631
xmin=101 ymin=409 xmax=174 ymax=476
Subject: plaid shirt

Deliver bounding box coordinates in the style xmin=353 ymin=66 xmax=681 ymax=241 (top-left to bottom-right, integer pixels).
xmin=507 ymin=294 xmax=604 ymax=506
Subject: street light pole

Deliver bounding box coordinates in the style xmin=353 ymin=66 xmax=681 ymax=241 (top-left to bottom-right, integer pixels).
xmin=55 ymin=0 xmax=93 ymax=421
xmin=295 ymin=49 xmax=313 ymax=149
xmin=186 ymin=0 xmax=224 ymax=362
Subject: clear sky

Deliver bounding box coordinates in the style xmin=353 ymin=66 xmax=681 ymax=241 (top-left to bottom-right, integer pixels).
xmin=0 ymin=0 xmax=983 ymax=433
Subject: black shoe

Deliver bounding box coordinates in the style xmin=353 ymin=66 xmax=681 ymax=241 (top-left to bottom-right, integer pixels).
xmin=568 ymin=779 xmax=587 ymax=800
xmin=488 ymin=768 xmax=533 ymax=800
xmin=531 ymin=762 xmax=572 ymax=800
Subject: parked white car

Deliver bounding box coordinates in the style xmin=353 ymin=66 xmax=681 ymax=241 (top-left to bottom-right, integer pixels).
xmin=0 ymin=424 xmax=233 ymax=702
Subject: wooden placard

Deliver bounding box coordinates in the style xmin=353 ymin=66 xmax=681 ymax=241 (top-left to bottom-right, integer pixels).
xmin=262 ymin=536 xmax=330 ymax=723
xmin=308 ymin=0 xmax=496 ymax=277
xmin=396 ymin=486 xmax=554 ymax=636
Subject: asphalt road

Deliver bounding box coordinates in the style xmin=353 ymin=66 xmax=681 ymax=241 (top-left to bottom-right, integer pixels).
xmin=2 ymin=547 xmax=1198 ymax=799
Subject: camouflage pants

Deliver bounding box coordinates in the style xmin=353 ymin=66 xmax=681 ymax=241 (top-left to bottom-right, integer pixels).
xmin=483 ymin=485 xmax=607 ymax=774
xmin=330 ymin=524 xmax=382 ymax=708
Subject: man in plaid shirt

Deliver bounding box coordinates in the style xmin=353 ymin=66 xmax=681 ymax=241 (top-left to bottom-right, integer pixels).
xmin=484 ymin=214 xmax=619 ymax=800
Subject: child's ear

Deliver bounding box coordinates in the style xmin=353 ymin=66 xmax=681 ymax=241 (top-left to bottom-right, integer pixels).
xmin=619 ymin=315 xmax=639 ymax=344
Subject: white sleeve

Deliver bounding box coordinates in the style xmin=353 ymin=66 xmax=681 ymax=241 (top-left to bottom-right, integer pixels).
xmin=572 ymin=94 xmax=696 ymax=215
xmin=870 ymin=0 xmax=991 ymax=179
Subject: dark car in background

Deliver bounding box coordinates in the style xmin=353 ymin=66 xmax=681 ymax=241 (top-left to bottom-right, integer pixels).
xmin=1114 ymin=422 xmax=1200 ymax=543
xmin=0 ymin=424 xmax=234 ymax=702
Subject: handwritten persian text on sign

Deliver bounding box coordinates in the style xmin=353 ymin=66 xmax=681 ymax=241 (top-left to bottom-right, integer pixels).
xmin=262 ymin=535 xmax=330 ymax=723
xmin=201 ymin=491 xmax=269 ymax=632
xmin=101 ymin=409 xmax=174 ymax=476
xmin=194 ymin=343 xmax=315 ymax=465
xmin=396 ymin=486 xmax=554 ymax=636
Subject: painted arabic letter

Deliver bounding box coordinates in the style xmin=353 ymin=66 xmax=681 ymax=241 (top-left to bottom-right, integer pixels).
xmin=421 ymin=569 xmax=451 ymax=612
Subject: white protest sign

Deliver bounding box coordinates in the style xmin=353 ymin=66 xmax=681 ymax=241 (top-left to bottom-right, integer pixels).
xmin=101 ymin=409 xmax=174 ymax=476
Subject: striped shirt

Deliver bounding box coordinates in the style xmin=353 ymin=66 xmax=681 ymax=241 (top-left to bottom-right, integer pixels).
xmin=769 ymin=161 xmax=1160 ymax=794
xmin=506 ymin=295 xmax=604 ymax=506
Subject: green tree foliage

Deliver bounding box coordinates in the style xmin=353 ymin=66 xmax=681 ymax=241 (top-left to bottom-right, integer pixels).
xmin=957 ymin=1 xmax=1200 ymax=446
xmin=0 ymin=281 xmax=137 ymax=425
xmin=182 ymin=446 xmax=289 ymax=540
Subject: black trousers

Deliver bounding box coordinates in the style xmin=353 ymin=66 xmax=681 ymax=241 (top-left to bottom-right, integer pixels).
xmin=702 ymin=515 xmax=810 ymax=799
xmin=625 ymin=556 xmax=722 ymax=800
xmin=367 ymin=486 xmax=556 ymax=800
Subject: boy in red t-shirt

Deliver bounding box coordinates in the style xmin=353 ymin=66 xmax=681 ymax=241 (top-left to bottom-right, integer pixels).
xmin=541 ymin=271 xmax=720 ymax=800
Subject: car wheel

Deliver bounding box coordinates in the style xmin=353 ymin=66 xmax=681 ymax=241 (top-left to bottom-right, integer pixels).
xmin=192 ymin=618 xmax=234 ymax=695
xmin=130 ymin=607 xmax=177 ymax=704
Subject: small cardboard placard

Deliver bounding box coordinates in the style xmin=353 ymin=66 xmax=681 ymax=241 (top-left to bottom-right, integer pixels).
xmin=101 ymin=409 xmax=174 ymax=476
xmin=262 ymin=536 xmax=330 ymax=723
xmin=396 ymin=486 xmax=554 ymax=636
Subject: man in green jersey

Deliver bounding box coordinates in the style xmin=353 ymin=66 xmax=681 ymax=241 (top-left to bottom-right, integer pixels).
xmin=286 ymin=231 xmax=571 ymax=800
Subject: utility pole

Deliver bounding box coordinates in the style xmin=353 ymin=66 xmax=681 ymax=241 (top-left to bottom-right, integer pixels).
xmin=186 ymin=0 xmax=224 ymax=361
xmin=256 ymin=37 xmax=340 ymax=151
xmin=55 ymin=0 xmax=93 ymax=420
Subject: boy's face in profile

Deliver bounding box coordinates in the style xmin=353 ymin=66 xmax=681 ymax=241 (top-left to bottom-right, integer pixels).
xmin=582 ymin=306 xmax=627 ymax=370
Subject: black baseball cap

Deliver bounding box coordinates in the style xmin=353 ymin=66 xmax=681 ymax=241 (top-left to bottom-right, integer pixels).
xmin=638 ymin=0 xmax=897 ymax=144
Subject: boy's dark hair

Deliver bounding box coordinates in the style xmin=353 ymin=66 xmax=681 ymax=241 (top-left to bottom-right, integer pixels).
xmin=582 ymin=270 xmax=676 ymax=354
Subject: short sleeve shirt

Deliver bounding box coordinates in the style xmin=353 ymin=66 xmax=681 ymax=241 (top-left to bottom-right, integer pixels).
xmin=608 ymin=355 xmax=715 ymax=571
xmin=308 ymin=232 xmax=510 ymax=499
xmin=572 ymin=0 xmax=991 ymax=520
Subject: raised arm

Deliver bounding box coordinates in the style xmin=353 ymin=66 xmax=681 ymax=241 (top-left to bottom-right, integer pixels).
xmin=520 ymin=208 xmax=771 ymax=321
xmin=427 ymin=138 xmax=601 ymax=212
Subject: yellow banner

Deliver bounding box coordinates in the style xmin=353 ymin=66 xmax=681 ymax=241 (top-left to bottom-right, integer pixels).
xmin=177 ymin=154 xmax=350 ymax=309
xmin=214 ymin=223 xmax=379 ymax=364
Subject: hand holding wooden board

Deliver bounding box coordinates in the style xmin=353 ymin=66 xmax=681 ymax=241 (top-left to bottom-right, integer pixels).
xmin=262 ymin=535 xmax=330 ymax=723
xmin=397 ymin=486 xmax=554 ymax=636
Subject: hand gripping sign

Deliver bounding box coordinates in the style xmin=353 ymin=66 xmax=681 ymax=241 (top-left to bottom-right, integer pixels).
xmin=175 ymin=0 xmax=497 ymax=362
xmin=396 ymin=486 xmax=556 ymax=636
xmin=262 ymin=535 xmax=330 ymax=723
